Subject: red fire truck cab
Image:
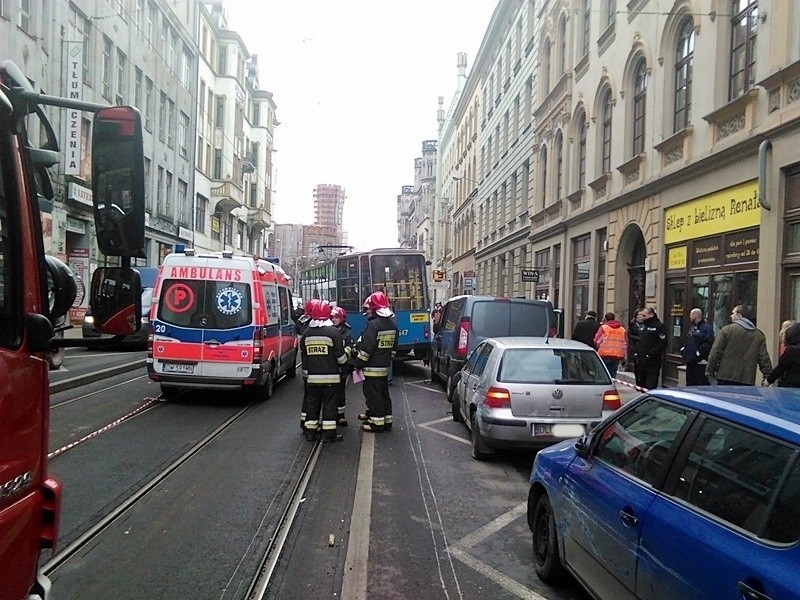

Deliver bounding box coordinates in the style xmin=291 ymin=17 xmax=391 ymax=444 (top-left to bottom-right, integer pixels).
xmin=0 ymin=60 xmax=146 ymax=599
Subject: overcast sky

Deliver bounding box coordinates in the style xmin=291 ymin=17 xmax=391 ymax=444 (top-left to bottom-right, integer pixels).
xmin=227 ymin=1 xmax=499 ymax=252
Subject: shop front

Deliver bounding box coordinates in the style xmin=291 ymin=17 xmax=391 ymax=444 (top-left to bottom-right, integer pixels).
xmin=663 ymin=180 xmax=760 ymax=385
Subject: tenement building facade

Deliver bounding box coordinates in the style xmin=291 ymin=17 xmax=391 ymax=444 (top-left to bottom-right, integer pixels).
xmin=433 ymin=0 xmax=800 ymax=384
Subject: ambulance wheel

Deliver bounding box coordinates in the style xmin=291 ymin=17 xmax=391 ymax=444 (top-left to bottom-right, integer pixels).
xmin=264 ymin=369 xmax=275 ymax=400
xmin=285 ymin=357 xmax=297 ymax=379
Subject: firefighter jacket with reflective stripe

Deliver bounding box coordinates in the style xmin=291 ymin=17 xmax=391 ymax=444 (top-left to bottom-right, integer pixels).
xmin=301 ymin=325 xmax=347 ymax=384
xmin=352 ymin=314 xmax=397 ymax=377
xmin=595 ymin=322 xmax=628 ymax=360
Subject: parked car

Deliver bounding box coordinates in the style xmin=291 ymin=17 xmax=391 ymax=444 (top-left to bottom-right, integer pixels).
xmin=452 ymin=337 xmax=621 ymax=460
xmin=527 ymin=387 xmax=800 ymax=600
xmin=430 ymin=295 xmax=553 ymax=397
xmin=82 ymin=266 xmax=159 ymax=349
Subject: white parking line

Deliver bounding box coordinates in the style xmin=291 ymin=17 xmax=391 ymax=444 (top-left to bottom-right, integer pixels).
xmin=406 ymin=380 xmax=446 ymax=394
xmin=419 ymin=417 xmax=471 ymax=445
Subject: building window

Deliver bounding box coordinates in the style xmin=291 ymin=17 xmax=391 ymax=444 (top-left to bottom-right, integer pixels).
xmin=601 ymin=90 xmax=613 ymax=174
xmin=116 ymin=50 xmax=126 ymax=105
xmin=167 ymin=100 xmax=175 ymax=148
xmin=181 ymin=46 xmax=192 ymax=89
xmin=144 ymin=77 xmax=153 ymax=132
xmin=582 ymin=0 xmax=591 ymax=57
xmin=156 ymin=166 xmax=164 ymax=214
xmin=535 ymin=249 xmax=551 ymax=300
xmin=165 ymin=171 xmax=173 ymax=213
xmin=70 ymin=8 xmax=92 ymax=84
xmin=215 ymin=96 xmax=225 ymax=128
xmin=605 ymin=0 xmax=616 ymax=29
xmin=542 ymin=41 xmax=551 ymax=96
xmin=195 ymin=194 xmax=207 ymax=234
xmin=574 ymin=115 xmax=586 ymax=190
xmin=134 ymin=68 xmax=142 ymax=112
xmin=158 ymin=91 xmax=166 ymax=142
xmin=102 ymin=36 xmax=113 ymax=100
xmin=217 ymin=44 xmax=227 ymax=75
xmin=572 ymin=235 xmax=591 ymax=322
xmin=177 ymin=180 xmax=188 ymax=226
xmin=144 ymin=157 xmax=152 ymax=211
xmin=213 ymin=149 xmax=222 ymax=179
xmin=558 ymin=16 xmax=567 ymax=77
xmin=179 ymin=112 xmax=189 ymax=158
xmin=554 ymin=131 xmax=564 ymax=201
xmin=18 ymin=0 xmax=31 ymax=34
xmin=253 ymin=101 xmax=260 ymax=126
xmin=553 ymin=244 xmax=561 ymax=308
xmin=674 ymin=19 xmax=694 ymax=133
xmin=597 ymin=229 xmax=607 ymax=309
xmin=729 ymin=0 xmax=758 ymax=101
xmin=539 ymin=146 xmax=548 ymax=210
xmin=632 ymin=59 xmax=647 ymax=156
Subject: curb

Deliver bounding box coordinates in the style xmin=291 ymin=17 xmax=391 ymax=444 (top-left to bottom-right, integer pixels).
xmin=50 ymin=359 xmax=148 ymax=394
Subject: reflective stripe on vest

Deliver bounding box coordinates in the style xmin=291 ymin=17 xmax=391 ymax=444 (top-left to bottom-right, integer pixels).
xmin=598 ymin=326 xmax=627 ymax=359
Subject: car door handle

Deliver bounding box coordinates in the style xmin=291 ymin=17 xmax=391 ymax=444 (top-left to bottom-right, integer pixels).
xmin=619 ymin=508 xmax=638 ymax=527
xmin=737 ymin=581 xmax=772 ymax=600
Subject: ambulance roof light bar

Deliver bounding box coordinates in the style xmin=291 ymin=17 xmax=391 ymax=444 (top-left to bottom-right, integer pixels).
xmin=184 ymin=248 xmax=195 ymax=256
xmin=222 ymin=250 xmax=234 ymax=259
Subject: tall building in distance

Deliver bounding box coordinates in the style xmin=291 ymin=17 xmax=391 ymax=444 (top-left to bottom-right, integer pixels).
xmin=313 ymin=184 xmax=345 ymax=229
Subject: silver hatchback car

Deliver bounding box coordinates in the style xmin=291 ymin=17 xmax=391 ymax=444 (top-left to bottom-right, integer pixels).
xmin=452 ymin=337 xmax=622 ymax=459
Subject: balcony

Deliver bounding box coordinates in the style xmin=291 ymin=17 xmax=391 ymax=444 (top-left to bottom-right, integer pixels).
xmin=211 ymin=180 xmax=244 ymax=213
xmin=247 ymin=204 xmax=271 ymax=233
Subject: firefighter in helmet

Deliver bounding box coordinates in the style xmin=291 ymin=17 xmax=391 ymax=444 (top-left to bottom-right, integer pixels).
xmin=350 ymin=291 xmax=398 ymax=432
xmin=300 ymin=300 xmax=348 ymax=442
xmin=298 ymin=298 xmax=320 ymax=429
xmin=331 ymin=306 xmax=354 ymax=426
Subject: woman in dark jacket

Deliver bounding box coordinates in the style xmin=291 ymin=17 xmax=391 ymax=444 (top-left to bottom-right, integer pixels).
xmin=765 ymin=322 xmax=800 ymax=388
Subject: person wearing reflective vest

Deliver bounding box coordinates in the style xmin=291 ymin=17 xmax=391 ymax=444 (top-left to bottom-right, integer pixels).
xmin=297 ymin=298 xmax=319 ymax=429
xmin=350 ymin=291 xmax=398 ymax=433
xmin=300 ymin=300 xmax=348 ymax=442
xmin=331 ymin=306 xmax=354 ymax=426
xmin=593 ymin=312 xmax=628 ymax=379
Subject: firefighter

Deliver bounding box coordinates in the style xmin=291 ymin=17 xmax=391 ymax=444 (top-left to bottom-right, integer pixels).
xmin=350 ymin=291 xmax=398 ymax=433
xmin=331 ymin=306 xmax=354 ymax=426
xmin=300 ymin=300 xmax=348 ymax=442
xmin=297 ymin=299 xmax=319 ymax=429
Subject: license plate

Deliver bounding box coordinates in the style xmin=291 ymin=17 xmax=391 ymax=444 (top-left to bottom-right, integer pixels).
xmin=162 ymin=363 xmax=195 ymax=374
xmin=532 ymin=423 xmax=586 ymax=438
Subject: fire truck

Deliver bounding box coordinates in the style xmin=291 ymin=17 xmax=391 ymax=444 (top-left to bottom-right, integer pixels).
xmin=0 ymin=60 xmax=146 ymax=599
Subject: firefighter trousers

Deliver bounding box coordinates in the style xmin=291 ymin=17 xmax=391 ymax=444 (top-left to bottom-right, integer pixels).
xmin=304 ymin=384 xmax=339 ymax=437
xmin=363 ymin=376 xmax=392 ymax=429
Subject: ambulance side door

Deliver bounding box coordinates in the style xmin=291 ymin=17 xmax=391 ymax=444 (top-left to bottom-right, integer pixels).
xmin=278 ymin=286 xmax=297 ymax=372
xmin=261 ymin=282 xmax=281 ymax=370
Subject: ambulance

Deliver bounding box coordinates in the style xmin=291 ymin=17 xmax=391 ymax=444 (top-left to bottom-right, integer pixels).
xmin=147 ymin=250 xmax=298 ymax=398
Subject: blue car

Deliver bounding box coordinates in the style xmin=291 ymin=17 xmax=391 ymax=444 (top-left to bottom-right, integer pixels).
xmin=527 ymin=387 xmax=800 ymax=600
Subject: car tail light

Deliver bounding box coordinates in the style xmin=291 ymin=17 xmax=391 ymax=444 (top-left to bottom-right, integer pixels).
xmin=602 ymin=390 xmax=622 ymax=411
xmin=423 ymin=324 xmax=430 ymax=340
xmin=485 ymin=386 xmax=511 ymax=408
xmin=456 ymin=318 xmax=470 ymax=358
xmin=253 ymin=327 xmax=263 ymax=363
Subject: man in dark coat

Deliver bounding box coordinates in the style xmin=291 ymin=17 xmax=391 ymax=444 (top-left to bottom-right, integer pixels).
xmin=682 ymin=308 xmax=714 ymax=385
xmin=634 ymin=307 xmax=667 ymax=390
xmin=572 ymin=310 xmax=601 ymax=349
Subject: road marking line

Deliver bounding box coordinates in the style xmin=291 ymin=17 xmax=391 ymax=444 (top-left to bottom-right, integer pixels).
xmin=407 ymin=380 xmax=446 ymax=394
xmin=341 ymin=431 xmax=374 ymax=600
xmin=419 ymin=424 xmax=471 ymax=445
xmin=455 ymin=502 xmax=527 ymax=549
xmin=419 ymin=416 xmax=452 ymax=427
xmin=449 ymin=547 xmax=547 ymax=600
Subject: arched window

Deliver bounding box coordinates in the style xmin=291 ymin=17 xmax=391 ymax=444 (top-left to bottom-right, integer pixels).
xmin=554 ymin=131 xmax=564 ymax=200
xmin=577 ymin=114 xmax=587 ymax=189
xmin=558 ymin=16 xmax=567 ymax=77
xmin=674 ymin=19 xmax=694 ymax=133
xmin=601 ymin=90 xmax=613 ymax=173
xmin=540 ymin=146 xmax=548 ymax=209
xmin=632 ymin=59 xmax=647 ymax=155
xmin=543 ymin=42 xmax=551 ymax=95
xmin=581 ymin=0 xmax=591 ymax=57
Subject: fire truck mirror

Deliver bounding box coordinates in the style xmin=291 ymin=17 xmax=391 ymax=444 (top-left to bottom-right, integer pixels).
xmin=91 ymin=106 xmax=146 ymax=258
xmin=89 ymin=267 xmax=143 ymax=336
xmin=44 ymin=255 xmax=77 ymax=324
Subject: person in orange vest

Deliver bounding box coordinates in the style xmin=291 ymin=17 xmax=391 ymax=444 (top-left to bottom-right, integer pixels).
xmin=594 ymin=312 xmax=628 ymax=379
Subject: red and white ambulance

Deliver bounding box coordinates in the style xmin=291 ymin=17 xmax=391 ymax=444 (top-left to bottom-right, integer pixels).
xmin=147 ymin=250 xmax=298 ymax=399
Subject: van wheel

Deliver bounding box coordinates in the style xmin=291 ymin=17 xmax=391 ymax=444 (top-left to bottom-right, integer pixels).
xmin=470 ymin=411 xmax=493 ymax=460
xmin=264 ymin=369 xmax=275 ymax=400
xmin=451 ymin=390 xmax=464 ymax=423
xmin=446 ymin=372 xmax=456 ymax=397
xmin=430 ymin=361 xmax=442 ymax=384
xmin=285 ymin=356 xmax=297 ymax=379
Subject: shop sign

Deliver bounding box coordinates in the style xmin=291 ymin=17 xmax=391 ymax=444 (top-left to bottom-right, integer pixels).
xmin=521 ymin=269 xmax=540 ymax=282
xmin=68 ymin=182 xmax=93 ymax=207
xmin=664 ymin=180 xmax=760 ymax=244
xmin=691 ymin=237 xmax=722 ymax=268
xmin=65 ymin=217 xmax=87 ymax=234
xmin=178 ymin=226 xmax=193 ymax=242
xmin=724 ymin=229 xmax=759 ymax=264
xmin=463 ymin=277 xmax=475 ymax=289
xmin=64 ymin=41 xmax=83 ymax=176
xmin=668 ymin=246 xmax=687 ymax=270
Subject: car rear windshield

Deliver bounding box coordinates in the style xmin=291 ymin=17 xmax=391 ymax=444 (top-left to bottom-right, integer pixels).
xmin=157 ymin=279 xmax=252 ymax=329
xmin=498 ymin=348 xmax=611 ymax=385
xmin=471 ymin=301 xmax=549 ymax=338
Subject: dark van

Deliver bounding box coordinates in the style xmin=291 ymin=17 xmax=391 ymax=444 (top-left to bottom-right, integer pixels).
xmin=430 ymin=295 xmax=553 ymax=395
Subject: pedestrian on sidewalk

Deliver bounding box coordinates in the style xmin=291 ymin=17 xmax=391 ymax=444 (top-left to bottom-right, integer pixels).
xmin=594 ymin=312 xmax=627 ymax=379
xmin=572 ymin=310 xmax=601 ymax=349
xmin=706 ymin=305 xmax=772 ymax=386
xmin=682 ymin=308 xmax=714 ymax=385
xmin=765 ymin=322 xmax=800 ymax=387
xmin=634 ymin=307 xmax=667 ymax=390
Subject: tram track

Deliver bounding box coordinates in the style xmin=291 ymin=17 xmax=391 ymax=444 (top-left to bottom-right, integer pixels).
xmin=42 ymin=402 xmax=255 ymax=578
